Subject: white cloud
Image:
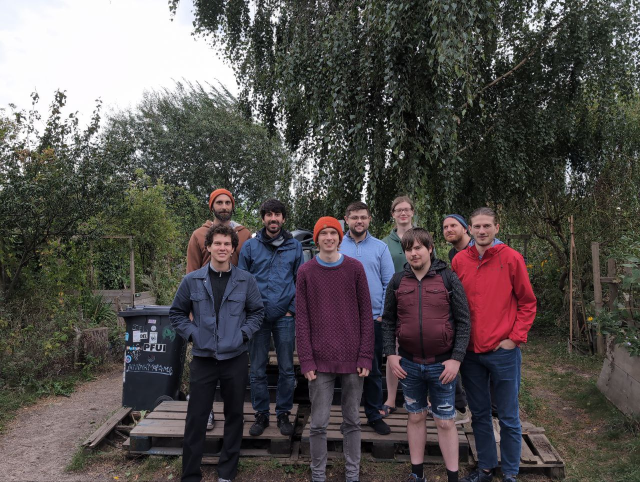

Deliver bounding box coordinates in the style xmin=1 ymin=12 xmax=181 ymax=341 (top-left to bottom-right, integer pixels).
xmin=0 ymin=0 xmax=237 ymax=124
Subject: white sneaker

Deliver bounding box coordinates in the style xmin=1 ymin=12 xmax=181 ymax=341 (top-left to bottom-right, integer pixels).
xmin=454 ymin=409 xmax=470 ymax=425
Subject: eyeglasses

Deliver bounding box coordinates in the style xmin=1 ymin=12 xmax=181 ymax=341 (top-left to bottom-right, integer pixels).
xmin=348 ymin=215 xmax=370 ymax=221
xmin=393 ymin=208 xmax=413 ymax=214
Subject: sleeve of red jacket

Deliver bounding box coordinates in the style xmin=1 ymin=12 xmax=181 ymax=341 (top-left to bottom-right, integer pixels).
xmin=509 ymin=255 xmax=537 ymax=345
xmin=295 ymin=268 xmax=316 ymax=374
xmin=356 ymin=263 xmax=374 ymax=371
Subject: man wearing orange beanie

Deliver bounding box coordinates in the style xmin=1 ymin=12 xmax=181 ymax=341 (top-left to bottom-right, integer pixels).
xmin=185 ymin=188 xmax=252 ymax=432
xmin=187 ymin=189 xmax=251 ymax=272
xmin=297 ymin=216 xmax=373 ymax=482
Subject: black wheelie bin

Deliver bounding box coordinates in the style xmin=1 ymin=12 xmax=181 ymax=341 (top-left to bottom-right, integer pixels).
xmin=119 ymin=305 xmax=186 ymax=411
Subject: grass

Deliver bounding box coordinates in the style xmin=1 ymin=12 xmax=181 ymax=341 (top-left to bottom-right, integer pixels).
xmin=522 ymin=335 xmax=640 ymax=481
xmin=0 ymin=370 xmax=96 ymax=433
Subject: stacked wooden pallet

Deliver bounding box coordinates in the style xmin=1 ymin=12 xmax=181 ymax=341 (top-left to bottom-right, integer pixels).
xmin=126 ymin=401 xmax=299 ymax=460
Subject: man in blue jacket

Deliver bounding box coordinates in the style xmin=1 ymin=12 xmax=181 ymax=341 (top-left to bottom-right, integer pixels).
xmin=238 ymin=199 xmax=305 ymax=437
xmin=170 ymin=224 xmax=264 ymax=482
xmin=341 ymin=201 xmax=395 ymax=435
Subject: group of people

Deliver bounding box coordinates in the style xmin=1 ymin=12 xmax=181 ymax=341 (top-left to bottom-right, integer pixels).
xmin=169 ymin=189 xmax=537 ymax=482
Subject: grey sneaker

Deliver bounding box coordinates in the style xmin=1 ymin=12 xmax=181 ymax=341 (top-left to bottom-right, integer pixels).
xmin=206 ymin=410 xmax=215 ymax=431
xmin=407 ymin=474 xmax=426 ymax=482
xmin=455 ymin=409 xmax=470 ymax=425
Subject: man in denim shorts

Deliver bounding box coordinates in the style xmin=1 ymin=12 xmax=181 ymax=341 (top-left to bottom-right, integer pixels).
xmin=382 ymin=228 xmax=471 ymax=482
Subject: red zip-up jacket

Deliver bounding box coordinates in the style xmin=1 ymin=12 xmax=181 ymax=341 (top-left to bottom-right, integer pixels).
xmin=452 ymin=243 xmax=536 ymax=353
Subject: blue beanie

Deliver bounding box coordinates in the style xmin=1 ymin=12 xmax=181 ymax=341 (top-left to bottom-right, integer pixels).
xmin=444 ymin=214 xmax=469 ymax=231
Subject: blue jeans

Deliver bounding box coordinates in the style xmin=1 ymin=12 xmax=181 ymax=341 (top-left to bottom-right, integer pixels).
xmin=461 ymin=347 xmax=522 ymax=476
xmin=399 ymin=357 xmax=456 ymax=419
xmin=363 ymin=320 xmax=384 ymax=422
xmin=249 ymin=314 xmax=296 ymax=416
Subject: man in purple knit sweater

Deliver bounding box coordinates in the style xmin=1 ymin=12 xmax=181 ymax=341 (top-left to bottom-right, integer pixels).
xmin=296 ymin=216 xmax=374 ymax=482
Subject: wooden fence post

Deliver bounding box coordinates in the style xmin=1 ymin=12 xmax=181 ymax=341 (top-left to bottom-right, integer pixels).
xmin=569 ymin=216 xmax=574 ymax=352
xmin=591 ymin=242 xmax=605 ymax=355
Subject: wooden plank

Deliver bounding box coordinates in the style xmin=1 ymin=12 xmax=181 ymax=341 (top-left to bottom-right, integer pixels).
xmin=467 ymin=434 xmax=478 ymax=460
xmin=520 ymin=436 xmax=541 ymax=464
xmin=83 ymin=407 xmax=132 ymax=448
xmin=529 ymin=433 xmax=559 ymax=463
xmin=131 ymin=422 xmax=289 ymax=440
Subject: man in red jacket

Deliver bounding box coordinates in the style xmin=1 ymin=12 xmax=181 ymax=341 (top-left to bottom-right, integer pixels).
xmin=452 ymin=208 xmax=536 ymax=482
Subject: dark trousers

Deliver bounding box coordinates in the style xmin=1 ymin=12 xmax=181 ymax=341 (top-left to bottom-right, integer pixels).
xmin=363 ymin=320 xmax=384 ymax=422
xmin=182 ymin=353 xmax=248 ymax=482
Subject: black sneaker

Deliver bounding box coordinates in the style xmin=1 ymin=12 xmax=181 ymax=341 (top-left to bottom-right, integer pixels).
xmin=249 ymin=412 xmax=269 ymax=436
xmin=277 ymin=412 xmax=294 ymax=436
xmin=461 ymin=468 xmax=494 ymax=482
xmin=367 ymin=418 xmax=391 ymax=435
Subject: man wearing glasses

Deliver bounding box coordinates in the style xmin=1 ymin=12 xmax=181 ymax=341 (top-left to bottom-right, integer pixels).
xmin=341 ymin=201 xmax=395 ymax=435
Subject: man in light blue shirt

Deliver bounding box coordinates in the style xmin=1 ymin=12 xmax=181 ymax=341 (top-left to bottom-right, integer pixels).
xmin=341 ymin=201 xmax=395 ymax=435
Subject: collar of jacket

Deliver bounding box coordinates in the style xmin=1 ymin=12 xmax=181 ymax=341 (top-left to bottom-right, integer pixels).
xmin=191 ymin=263 xmax=243 ymax=301
xmin=468 ymin=242 xmax=507 ymax=261
xmin=256 ymin=227 xmax=293 ymax=244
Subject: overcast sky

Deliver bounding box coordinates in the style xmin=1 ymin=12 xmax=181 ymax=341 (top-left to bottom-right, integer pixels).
xmin=0 ymin=0 xmax=237 ymax=124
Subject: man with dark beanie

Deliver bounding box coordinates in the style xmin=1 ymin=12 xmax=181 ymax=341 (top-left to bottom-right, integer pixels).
xmin=296 ymin=216 xmax=374 ymax=482
xmin=238 ymin=199 xmax=304 ymax=436
xmin=382 ymin=228 xmax=470 ymax=482
xmin=170 ymin=224 xmax=264 ymax=482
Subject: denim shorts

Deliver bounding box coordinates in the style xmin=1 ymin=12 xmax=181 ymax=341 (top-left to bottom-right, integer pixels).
xmin=399 ymin=357 xmax=456 ymax=420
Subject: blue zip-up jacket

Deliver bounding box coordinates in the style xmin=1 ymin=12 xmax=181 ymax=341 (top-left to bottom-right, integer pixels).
xmin=237 ymin=229 xmax=304 ymax=322
xmin=170 ymin=264 xmax=264 ymax=359
xmin=341 ymin=231 xmax=395 ymax=319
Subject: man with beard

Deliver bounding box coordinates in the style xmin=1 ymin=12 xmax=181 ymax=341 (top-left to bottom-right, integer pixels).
xmin=238 ymin=199 xmax=304 ymax=436
xmin=186 ymin=188 xmax=252 ymax=431
xmin=187 ymin=189 xmax=251 ymax=271
xmin=443 ymin=214 xmax=473 ymax=263
xmin=341 ymin=201 xmax=394 ymax=435
xmin=453 ymin=208 xmax=536 ymax=482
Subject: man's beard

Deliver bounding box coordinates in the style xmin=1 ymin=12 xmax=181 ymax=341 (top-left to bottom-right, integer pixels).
xmin=213 ymin=210 xmax=232 ymax=222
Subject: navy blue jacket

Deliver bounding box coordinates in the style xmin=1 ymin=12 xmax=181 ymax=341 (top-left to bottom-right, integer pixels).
xmin=170 ymin=264 xmax=264 ymax=359
xmin=238 ymin=229 xmax=304 ymax=323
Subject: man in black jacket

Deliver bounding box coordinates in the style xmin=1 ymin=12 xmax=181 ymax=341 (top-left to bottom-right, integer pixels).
xmin=171 ymin=224 xmax=264 ymax=482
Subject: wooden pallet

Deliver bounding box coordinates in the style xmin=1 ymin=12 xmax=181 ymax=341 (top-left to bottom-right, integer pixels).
xmin=464 ymin=421 xmax=565 ymax=479
xmin=300 ymin=406 xmax=469 ymax=462
xmin=126 ymin=401 xmax=298 ymax=459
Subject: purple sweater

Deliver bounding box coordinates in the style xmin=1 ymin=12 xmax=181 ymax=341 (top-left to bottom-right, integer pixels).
xmin=295 ymin=256 xmax=374 ymax=374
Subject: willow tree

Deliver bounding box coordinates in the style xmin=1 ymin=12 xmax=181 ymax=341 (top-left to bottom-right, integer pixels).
xmin=171 ymin=0 xmax=498 ymax=219
xmin=170 ymin=0 xmax=639 ymax=225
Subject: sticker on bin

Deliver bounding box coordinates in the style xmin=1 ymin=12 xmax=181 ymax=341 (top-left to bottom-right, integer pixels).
xmin=143 ymin=343 xmax=166 ymax=352
xmin=150 ymin=332 xmax=158 ymax=344
xmin=132 ymin=330 xmax=141 ymax=343
xmin=124 ymin=332 xmax=129 ymax=341
xmin=148 ymin=318 xmax=157 ymax=324
xmin=125 ymin=355 xmax=132 ymax=363
xmin=139 ymin=332 xmax=148 ymax=340
xmin=150 ymin=325 xmax=157 ymax=332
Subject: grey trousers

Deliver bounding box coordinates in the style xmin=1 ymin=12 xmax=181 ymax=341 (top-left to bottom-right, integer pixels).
xmin=309 ymin=372 xmax=364 ymax=482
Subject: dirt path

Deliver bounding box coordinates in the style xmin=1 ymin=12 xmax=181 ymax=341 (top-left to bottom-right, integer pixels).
xmin=0 ymin=366 xmax=123 ymax=482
